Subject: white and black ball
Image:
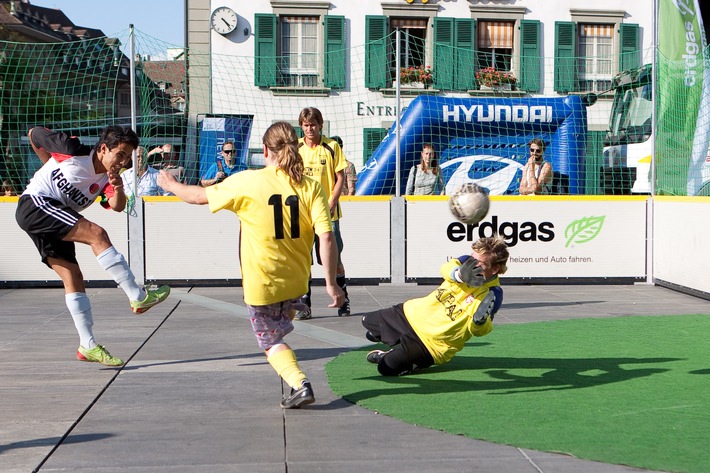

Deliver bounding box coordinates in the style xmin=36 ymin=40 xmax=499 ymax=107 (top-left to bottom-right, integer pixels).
xmin=448 ymin=183 xmax=490 ymax=225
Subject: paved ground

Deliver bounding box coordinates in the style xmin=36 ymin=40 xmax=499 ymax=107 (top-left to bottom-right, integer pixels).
xmin=1 ymin=283 xmax=708 ymax=473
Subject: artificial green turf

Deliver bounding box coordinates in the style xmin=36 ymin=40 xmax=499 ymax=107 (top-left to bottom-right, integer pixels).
xmin=326 ymin=314 xmax=710 ymax=473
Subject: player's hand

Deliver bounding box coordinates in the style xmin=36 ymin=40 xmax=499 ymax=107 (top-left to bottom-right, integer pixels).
xmin=459 ymin=257 xmax=485 ymax=287
xmin=326 ymin=284 xmax=345 ymax=308
xmin=216 ymin=171 xmax=226 ymax=182
xmin=108 ymin=167 xmax=123 ymax=190
xmin=473 ymin=291 xmax=496 ymax=325
xmin=157 ymin=169 xmax=177 ymax=190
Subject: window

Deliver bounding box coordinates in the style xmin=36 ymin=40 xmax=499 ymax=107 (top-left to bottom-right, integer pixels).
xmin=280 ymin=16 xmax=319 ymax=87
xmin=392 ymin=18 xmax=427 ymax=71
xmin=578 ymin=24 xmax=613 ymax=93
xmin=254 ymin=3 xmax=345 ymax=90
xmin=554 ymin=10 xmax=639 ymax=94
xmin=365 ymin=3 xmax=437 ymax=89
xmin=477 ymin=21 xmax=514 ymax=72
xmin=437 ymin=7 xmax=525 ymax=92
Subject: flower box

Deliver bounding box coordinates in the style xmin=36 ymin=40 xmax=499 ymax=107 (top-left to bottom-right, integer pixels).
xmin=475 ymin=67 xmax=517 ymax=89
xmin=399 ymin=65 xmax=434 ymax=86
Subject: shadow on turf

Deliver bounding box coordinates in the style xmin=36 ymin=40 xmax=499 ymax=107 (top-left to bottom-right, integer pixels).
xmin=344 ymin=352 xmax=681 ymax=402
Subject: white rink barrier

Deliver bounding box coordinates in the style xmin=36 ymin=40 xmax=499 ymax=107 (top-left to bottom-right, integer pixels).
xmin=1 ymin=195 xmax=708 ymax=296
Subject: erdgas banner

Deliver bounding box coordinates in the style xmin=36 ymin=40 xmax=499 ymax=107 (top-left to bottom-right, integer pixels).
xmin=656 ymin=0 xmax=710 ymax=195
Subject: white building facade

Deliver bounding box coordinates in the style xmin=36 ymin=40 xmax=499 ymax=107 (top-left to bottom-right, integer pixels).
xmin=187 ymin=0 xmax=654 ymax=168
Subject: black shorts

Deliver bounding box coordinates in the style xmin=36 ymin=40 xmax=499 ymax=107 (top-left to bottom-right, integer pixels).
xmin=16 ymin=194 xmax=81 ymax=267
xmin=362 ymin=303 xmax=434 ymax=369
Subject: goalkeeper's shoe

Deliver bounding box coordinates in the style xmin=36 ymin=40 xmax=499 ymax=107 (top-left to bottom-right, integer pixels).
xmin=77 ymin=345 xmax=124 ymax=367
xmin=366 ymin=349 xmax=390 ymax=364
xmin=130 ymin=285 xmax=171 ymax=314
xmin=281 ymin=381 xmax=315 ymax=409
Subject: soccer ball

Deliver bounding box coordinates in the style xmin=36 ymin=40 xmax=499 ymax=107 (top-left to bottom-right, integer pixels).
xmin=448 ymin=183 xmax=490 ymax=225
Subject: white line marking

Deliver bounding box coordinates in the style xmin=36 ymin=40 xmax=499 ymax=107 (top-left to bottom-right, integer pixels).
xmin=171 ymin=289 xmax=368 ymax=349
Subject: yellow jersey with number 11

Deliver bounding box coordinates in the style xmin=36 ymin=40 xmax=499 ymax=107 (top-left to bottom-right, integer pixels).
xmin=205 ymin=166 xmax=332 ymax=306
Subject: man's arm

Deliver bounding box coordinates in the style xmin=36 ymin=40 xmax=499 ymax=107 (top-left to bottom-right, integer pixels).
xmin=317 ymin=231 xmax=345 ymax=308
xmin=329 ymin=170 xmax=345 ymax=215
xmin=157 ymin=170 xmax=208 ymax=205
xmin=28 ymin=128 xmax=52 ymax=164
xmin=200 ymin=165 xmax=225 ymax=187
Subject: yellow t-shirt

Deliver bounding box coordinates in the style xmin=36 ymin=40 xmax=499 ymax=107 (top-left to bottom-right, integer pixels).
xmin=403 ymin=258 xmax=499 ymax=365
xmin=298 ymin=136 xmax=347 ymax=220
xmin=205 ymin=166 xmax=332 ymax=306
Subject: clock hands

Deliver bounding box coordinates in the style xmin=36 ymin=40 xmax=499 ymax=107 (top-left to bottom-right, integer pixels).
xmin=222 ymin=18 xmax=232 ymax=28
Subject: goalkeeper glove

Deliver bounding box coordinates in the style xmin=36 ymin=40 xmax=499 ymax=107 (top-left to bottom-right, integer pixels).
xmin=473 ymin=291 xmax=496 ymax=325
xmin=459 ymin=257 xmax=486 ymax=287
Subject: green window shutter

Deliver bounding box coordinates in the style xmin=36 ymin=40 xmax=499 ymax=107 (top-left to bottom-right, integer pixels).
xmin=363 ymin=128 xmax=388 ymax=164
xmin=324 ymin=16 xmax=346 ymax=89
xmin=433 ymin=17 xmax=455 ymax=90
xmin=454 ymin=19 xmax=476 ymax=91
xmin=365 ymin=16 xmax=388 ymax=89
xmin=518 ymin=20 xmax=541 ymax=93
xmin=554 ymin=21 xmax=576 ymax=93
xmin=619 ymin=23 xmax=640 ymax=72
xmin=254 ymin=14 xmax=277 ymax=87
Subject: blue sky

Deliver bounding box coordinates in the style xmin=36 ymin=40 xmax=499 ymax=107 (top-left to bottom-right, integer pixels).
xmin=31 ymin=0 xmax=185 ymax=46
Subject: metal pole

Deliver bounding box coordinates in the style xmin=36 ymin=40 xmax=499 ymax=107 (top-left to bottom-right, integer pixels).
xmin=128 ymin=24 xmax=146 ymax=285
xmin=395 ymin=28 xmax=401 ymax=196
xmin=646 ymin=1 xmax=658 ymax=285
xmin=390 ymin=29 xmax=407 ymax=284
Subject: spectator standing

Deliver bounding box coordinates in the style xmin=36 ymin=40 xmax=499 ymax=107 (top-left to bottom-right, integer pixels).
xmin=405 ymin=143 xmax=444 ymax=195
xmin=296 ymin=107 xmax=351 ymax=319
xmin=148 ymin=143 xmax=184 ymax=183
xmin=332 ymin=136 xmax=357 ymax=196
xmin=519 ymin=138 xmax=553 ymax=195
xmin=121 ymin=146 xmax=166 ymax=197
xmin=157 ymin=122 xmax=344 ymax=408
xmin=201 ymin=140 xmax=243 ymax=187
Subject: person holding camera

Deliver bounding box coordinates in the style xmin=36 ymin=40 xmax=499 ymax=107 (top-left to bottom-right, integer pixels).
xmin=519 ymin=138 xmax=553 ymax=195
xmin=201 ymin=141 xmax=243 ymax=187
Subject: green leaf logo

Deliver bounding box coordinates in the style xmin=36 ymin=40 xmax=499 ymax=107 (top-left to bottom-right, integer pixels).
xmin=564 ymin=216 xmax=605 ymax=248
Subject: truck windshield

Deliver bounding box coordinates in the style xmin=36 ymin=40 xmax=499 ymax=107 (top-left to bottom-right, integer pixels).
xmin=606 ymin=83 xmax=652 ymax=146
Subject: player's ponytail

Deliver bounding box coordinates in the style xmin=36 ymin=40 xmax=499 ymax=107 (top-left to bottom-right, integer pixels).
xmin=263 ymin=122 xmax=304 ymax=185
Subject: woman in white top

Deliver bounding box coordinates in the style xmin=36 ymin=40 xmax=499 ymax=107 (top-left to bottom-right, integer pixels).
xmin=519 ymin=138 xmax=553 ymax=195
xmin=405 ymin=143 xmax=445 ymax=195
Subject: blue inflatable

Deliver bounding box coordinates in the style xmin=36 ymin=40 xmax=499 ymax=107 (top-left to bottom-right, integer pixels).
xmin=356 ymin=95 xmax=587 ymax=195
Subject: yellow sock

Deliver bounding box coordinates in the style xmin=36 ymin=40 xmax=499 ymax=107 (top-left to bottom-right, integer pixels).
xmin=267 ymin=348 xmax=307 ymax=389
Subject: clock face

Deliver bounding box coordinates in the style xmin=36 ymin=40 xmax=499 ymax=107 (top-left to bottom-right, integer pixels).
xmin=211 ymin=7 xmax=238 ymax=35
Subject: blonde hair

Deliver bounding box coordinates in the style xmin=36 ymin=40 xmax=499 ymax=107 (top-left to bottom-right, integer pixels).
xmin=263 ymin=122 xmax=304 ymax=184
xmin=472 ymin=236 xmax=510 ymax=275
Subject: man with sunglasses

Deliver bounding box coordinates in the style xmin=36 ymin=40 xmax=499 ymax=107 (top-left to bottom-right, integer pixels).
xmin=519 ymin=138 xmax=553 ymax=195
xmin=201 ymin=140 xmax=243 ymax=187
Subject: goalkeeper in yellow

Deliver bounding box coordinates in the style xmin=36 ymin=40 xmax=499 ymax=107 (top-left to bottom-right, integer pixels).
xmin=362 ymin=236 xmax=509 ymax=376
xmin=158 ymin=122 xmax=344 ymax=408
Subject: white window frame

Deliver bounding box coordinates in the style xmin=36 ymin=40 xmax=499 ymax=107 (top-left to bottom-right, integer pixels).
xmin=270 ymin=1 xmax=330 ymax=88
xmin=577 ymin=25 xmax=614 ymax=93
xmin=280 ymin=17 xmax=319 ymax=87
xmin=570 ymin=9 xmax=626 ymax=82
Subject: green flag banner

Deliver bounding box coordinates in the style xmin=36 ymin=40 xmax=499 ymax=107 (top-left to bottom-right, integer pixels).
xmin=656 ymin=0 xmax=710 ymax=195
